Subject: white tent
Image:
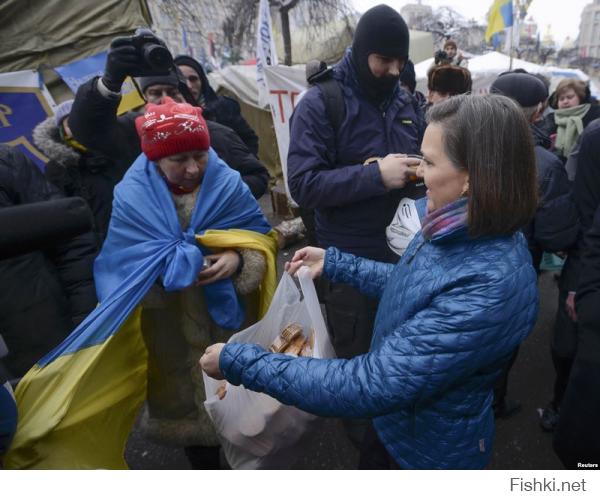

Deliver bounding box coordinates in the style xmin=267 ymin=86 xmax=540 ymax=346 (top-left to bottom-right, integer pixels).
xmin=415 ymin=52 xmax=599 ymax=98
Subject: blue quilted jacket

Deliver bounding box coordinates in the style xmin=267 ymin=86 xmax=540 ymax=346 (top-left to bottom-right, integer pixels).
xmin=221 ymin=229 xmax=539 ymax=469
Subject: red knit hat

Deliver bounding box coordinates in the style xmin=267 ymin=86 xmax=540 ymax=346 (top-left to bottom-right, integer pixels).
xmin=135 ymin=97 xmax=210 ymax=161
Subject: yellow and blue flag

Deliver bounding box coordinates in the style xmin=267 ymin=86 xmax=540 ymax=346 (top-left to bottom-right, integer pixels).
xmin=485 ymin=0 xmax=514 ymax=42
xmin=4 ymin=150 xmax=277 ymax=469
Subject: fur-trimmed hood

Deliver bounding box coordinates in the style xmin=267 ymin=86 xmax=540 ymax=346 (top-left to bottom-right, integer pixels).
xmin=33 ymin=117 xmax=81 ymax=167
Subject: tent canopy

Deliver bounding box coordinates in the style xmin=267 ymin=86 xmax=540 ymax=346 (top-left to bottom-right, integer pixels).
xmin=0 ymin=0 xmax=150 ymax=73
xmin=415 ymin=51 xmax=599 ymax=98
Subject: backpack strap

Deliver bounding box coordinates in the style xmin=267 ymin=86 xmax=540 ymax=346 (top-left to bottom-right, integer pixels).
xmin=305 ymin=60 xmax=345 ymax=137
xmin=315 ymin=76 xmax=345 ymax=136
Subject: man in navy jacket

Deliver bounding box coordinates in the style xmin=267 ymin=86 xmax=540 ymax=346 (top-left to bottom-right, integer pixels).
xmin=286 ymin=4 xmax=425 ymax=447
xmin=287 ymin=5 xmax=424 ymax=357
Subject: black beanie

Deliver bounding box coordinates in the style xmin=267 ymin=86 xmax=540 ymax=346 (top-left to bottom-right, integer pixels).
xmin=400 ymin=60 xmax=416 ymax=94
xmin=351 ymin=5 xmax=410 ymax=102
xmin=490 ymin=72 xmax=548 ymax=107
xmin=138 ymin=72 xmax=181 ymax=94
xmin=352 ymin=5 xmax=410 ymax=60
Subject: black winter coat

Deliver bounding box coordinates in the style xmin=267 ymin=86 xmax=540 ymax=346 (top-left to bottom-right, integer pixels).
xmin=559 ymin=119 xmax=600 ymax=292
xmin=522 ymin=123 xmax=579 ymax=270
xmin=69 ymin=78 xmax=269 ymax=201
xmin=554 ymin=205 xmax=600 ymax=467
xmin=0 ymin=146 xmax=98 ymax=378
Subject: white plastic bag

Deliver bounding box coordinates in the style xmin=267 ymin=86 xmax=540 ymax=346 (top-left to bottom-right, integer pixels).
xmin=203 ymin=267 xmax=335 ymax=469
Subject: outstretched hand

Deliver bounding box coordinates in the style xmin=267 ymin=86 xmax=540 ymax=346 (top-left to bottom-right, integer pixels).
xmin=284 ymin=246 xmax=325 ymax=279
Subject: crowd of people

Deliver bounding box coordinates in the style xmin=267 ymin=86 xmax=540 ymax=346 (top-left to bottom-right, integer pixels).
xmin=1 ymin=4 xmax=599 ymax=469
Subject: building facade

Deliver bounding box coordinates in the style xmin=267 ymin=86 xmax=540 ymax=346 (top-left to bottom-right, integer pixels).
xmin=578 ymin=0 xmax=600 ymax=58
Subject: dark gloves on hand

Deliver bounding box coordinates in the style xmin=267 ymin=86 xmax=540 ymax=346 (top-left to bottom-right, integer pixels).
xmin=102 ymin=32 xmax=172 ymax=92
xmin=102 ymin=37 xmax=142 ymax=92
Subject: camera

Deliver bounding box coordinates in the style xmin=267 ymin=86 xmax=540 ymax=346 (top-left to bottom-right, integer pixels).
xmin=131 ymin=28 xmax=173 ymax=72
xmin=434 ymin=49 xmax=451 ymax=65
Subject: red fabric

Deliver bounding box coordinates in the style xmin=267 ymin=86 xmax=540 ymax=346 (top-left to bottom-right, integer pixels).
xmin=135 ymin=97 xmax=210 ymax=160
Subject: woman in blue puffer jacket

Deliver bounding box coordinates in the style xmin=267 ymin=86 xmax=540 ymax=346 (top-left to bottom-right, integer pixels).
xmin=201 ymin=94 xmax=540 ymax=469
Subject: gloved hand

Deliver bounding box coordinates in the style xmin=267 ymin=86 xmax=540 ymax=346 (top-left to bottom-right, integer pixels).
xmin=102 ymin=36 xmax=143 ymax=92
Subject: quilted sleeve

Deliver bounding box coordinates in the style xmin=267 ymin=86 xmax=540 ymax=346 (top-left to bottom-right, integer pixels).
xmin=220 ymin=267 xmax=538 ymax=418
xmin=324 ymin=247 xmax=394 ymax=299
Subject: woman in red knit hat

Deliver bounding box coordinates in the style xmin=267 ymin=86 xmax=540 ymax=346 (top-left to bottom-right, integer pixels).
xmin=109 ymin=97 xmax=275 ymax=468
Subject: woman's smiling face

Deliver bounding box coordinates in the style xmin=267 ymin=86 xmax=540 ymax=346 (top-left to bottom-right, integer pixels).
xmin=417 ymin=123 xmax=469 ymax=213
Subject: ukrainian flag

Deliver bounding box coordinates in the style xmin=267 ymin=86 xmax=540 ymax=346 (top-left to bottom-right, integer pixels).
xmin=485 ymin=0 xmax=514 ymax=42
xmin=4 ymin=150 xmax=277 ymax=469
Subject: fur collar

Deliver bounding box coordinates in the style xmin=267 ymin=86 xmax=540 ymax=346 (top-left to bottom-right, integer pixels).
xmin=32 ymin=117 xmax=81 ymax=166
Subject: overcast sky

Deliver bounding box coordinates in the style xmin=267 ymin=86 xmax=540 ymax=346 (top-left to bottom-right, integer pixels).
xmin=350 ymin=0 xmax=590 ymax=46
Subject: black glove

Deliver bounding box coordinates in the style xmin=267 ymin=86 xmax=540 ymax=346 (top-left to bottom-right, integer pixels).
xmin=102 ymin=32 xmax=172 ymax=92
xmin=102 ymin=36 xmax=144 ymax=92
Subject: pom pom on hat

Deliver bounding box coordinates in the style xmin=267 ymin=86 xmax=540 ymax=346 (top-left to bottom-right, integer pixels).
xmin=135 ymin=97 xmax=210 ymax=161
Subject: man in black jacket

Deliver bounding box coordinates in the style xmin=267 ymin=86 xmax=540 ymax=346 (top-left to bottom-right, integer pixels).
xmin=490 ymin=73 xmax=580 ymax=419
xmin=174 ymin=54 xmax=259 ymax=156
xmin=69 ymin=34 xmax=269 ymax=201
xmin=554 ymin=204 xmax=600 ymax=467
xmin=0 ymin=145 xmax=98 ymax=379
xmin=543 ymin=118 xmax=600 ymax=432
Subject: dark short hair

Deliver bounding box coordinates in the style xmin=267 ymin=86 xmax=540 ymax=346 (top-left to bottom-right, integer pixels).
xmin=426 ymin=94 xmax=538 ymax=238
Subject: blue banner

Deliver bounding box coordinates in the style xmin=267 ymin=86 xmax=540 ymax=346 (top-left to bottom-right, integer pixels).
xmin=0 ymin=74 xmax=53 ymax=170
xmin=55 ymin=52 xmax=107 ymax=94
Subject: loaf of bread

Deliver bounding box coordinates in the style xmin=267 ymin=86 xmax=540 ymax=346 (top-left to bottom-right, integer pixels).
xmin=269 ymin=324 xmax=315 ymax=357
xmin=269 ymin=323 xmax=303 ymax=353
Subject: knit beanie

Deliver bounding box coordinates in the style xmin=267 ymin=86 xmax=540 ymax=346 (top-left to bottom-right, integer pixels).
xmin=138 ymin=72 xmax=181 ymax=94
xmin=491 ymin=72 xmax=548 ymax=107
xmin=351 ymin=4 xmax=410 ymax=101
xmin=54 ymin=99 xmax=74 ymax=127
xmin=135 ymin=97 xmax=210 ymax=161
xmin=400 ymin=60 xmax=416 ymax=94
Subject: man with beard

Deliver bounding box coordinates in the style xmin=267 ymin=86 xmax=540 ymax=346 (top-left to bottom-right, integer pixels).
xmin=286 ymin=4 xmax=425 ymax=448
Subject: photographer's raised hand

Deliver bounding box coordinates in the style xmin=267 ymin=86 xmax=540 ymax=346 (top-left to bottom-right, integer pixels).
xmin=102 ymin=37 xmax=144 ymax=92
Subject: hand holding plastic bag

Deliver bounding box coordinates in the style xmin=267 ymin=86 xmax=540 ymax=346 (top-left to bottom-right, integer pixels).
xmin=202 ymin=267 xmax=334 ymax=469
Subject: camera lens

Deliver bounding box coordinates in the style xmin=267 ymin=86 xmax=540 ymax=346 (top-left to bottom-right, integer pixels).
xmin=144 ymin=44 xmax=173 ymax=71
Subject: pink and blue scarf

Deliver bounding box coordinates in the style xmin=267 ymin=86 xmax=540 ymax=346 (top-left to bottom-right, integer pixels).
xmin=421 ymin=196 xmax=468 ymax=242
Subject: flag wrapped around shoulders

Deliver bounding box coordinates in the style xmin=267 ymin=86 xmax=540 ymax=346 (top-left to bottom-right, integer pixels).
xmin=485 ymin=0 xmax=513 ymax=42
xmin=5 ymin=149 xmax=277 ymax=469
